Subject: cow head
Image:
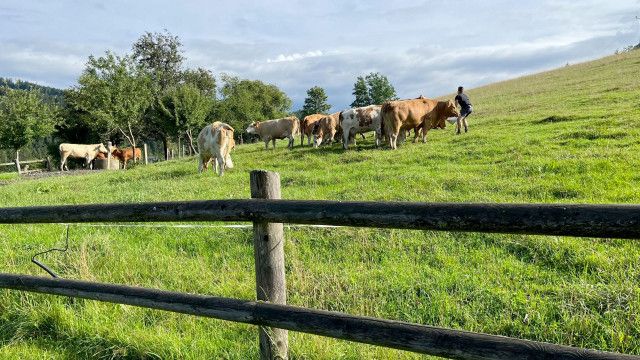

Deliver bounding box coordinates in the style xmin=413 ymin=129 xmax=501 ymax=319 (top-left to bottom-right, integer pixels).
xmin=432 ymin=100 xmax=460 ymax=129
xmin=245 ymin=121 xmax=259 ymax=134
xmin=98 ymin=144 xmax=109 ymax=154
xmin=311 ymin=121 xmax=323 ymax=148
xmin=444 ymin=99 xmax=460 ymax=117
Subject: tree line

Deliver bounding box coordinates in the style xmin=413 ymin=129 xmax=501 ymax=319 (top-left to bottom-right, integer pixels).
xmin=0 ymin=30 xmax=398 ymax=164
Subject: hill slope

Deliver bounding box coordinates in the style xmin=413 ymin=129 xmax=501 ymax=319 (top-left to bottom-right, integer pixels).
xmin=0 ymin=77 xmax=64 ymax=103
xmin=0 ymin=51 xmax=639 ymax=359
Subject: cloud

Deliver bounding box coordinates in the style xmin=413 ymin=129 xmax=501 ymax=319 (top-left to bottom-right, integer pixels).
xmin=267 ymin=50 xmax=324 ymax=63
xmin=1 ymin=0 xmax=638 ymax=112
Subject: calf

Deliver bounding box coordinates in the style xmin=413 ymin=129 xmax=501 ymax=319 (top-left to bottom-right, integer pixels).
xmin=111 ymin=147 xmax=142 ymax=169
xmin=246 ymin=116 xmax=300 ymax=149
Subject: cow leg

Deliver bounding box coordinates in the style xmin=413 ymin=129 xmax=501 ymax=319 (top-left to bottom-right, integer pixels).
xmin=60 ymin=154 xmax=68 ymax=171
xmin=85 ymin=157 xmax=93 ymax=170
xmin=390 ymin=133 xmax=398 ymax=150
xmin=342 ymin=128 xmax=350 ymax=150
xmin=198 ymin=156 xmax=204 ymax=173
xmin=216 ymin=156 xmax=225 ymax=176
xmin=264 ymin=140 xmax=269 ymax=149
xmin=272 ymin=138 xmax=276 ymax=149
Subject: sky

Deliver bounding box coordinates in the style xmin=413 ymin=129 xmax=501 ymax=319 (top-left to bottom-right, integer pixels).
xmin=0 ymin=0 xmax=639 ymax=111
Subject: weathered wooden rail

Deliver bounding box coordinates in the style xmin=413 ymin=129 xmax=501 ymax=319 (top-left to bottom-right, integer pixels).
xmin=0 ymin=170 xmax=638 ymax=359
xmin=0 ymin=157 xmax=50 ymax=174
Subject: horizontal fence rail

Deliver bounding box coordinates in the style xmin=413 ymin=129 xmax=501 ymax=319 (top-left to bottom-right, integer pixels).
xmin=0 ymin=200 xmax=638 ymax=239
xmin=0 ymin=273 xmax=635 ymax=360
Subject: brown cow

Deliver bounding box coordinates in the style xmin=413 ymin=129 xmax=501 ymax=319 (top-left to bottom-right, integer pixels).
xmin=246 ymin=116 xmax=300 ymax=149
xmin=300 ymin=113 xmax=325 ymax=146
xmin=381 ymin=98 xmax=459 ymax=149
xmin=311 ymin=112 xmax=341 ymax=148
xmin=111 ymin=147 xmax=142 ymax=169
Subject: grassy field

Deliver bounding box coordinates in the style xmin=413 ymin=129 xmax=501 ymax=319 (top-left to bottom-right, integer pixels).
xmin=1 ymin=50 xmax=640 ymax=359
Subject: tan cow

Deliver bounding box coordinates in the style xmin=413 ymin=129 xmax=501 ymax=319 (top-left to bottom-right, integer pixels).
xmin=59 ymin=143 xmax=109 ymax=171
xmin=339 ymin=105 xmax=382 ymax=149
xmin=300 ymin=113 xmax=325 ymax=146
xmin=311 ymin=112 xmax=341 ymax=148
xmin=381 ymin=98 xmax=459 ymax=149
xmin=246 ymin=116 xmax=300 ymax=149
xmin=197 ymin=121 xmax=235 ymax=176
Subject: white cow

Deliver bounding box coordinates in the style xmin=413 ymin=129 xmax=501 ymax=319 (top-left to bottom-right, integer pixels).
xmin=59 ymin=143 xmax=109 ymax=171
xmin=339 ymin=105 xmax=382 ymax=149
xmin=197 ymin=122 xmax=235 ymax=176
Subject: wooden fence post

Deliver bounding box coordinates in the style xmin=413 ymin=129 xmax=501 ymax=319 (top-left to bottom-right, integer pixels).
xmin=250 ymin=170 xmax=288 ymax=360
xmin=45 ymin=156 xmax=52 ymax=171
xmin=107 ymin=141 xmax=112 ymax=170
xmin=14 ymin=150 xmax=21 ymax=175
xmin=143 ymin=143 xmax=148 ymax=165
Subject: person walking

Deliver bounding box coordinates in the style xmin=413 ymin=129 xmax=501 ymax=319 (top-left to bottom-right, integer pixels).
xmin=454 ymin=86 xmax=473 ymax=134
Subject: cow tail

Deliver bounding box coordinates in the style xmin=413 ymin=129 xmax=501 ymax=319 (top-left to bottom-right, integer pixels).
xmin=380 ymin=110 xmax=385 ymax=139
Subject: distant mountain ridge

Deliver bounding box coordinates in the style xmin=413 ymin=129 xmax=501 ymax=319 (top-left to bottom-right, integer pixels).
xmin=0 ymin=77 xmax=64 ymax=102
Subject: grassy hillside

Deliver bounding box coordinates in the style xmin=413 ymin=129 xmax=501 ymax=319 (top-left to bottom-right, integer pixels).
xmin=1 ymin=50 xmax=640 ymax=359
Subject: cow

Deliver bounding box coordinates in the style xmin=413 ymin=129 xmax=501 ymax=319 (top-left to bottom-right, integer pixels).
xmin=245 ymin=116 xmax=300 ymax=149
xmin=311 ymin=112 xmax=341 ymax=148
xmin=59 ymin=143 xmax=109 ymax=171
xmin=300 ymin=113 xmax=325 ymax=146
xmin=339 ymin=105 xmax=383 ymax=149
xmin=197 ymin=121 xmax=235 ymax=176
xmin=381 ymin=98 xmax=459 ymax=149
xmin=111 ymin=147 xmax=142 ymax=169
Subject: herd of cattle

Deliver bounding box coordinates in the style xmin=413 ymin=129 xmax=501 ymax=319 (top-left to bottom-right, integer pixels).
xmin=56 ymin=96 xmax=461 ymax=176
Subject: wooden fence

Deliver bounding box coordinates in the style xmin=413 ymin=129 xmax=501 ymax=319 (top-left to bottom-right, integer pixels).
xmin=0 ymin=170 xmax=638 ymax=359
xmin=0 ymin=157 xmax=51 ymax=175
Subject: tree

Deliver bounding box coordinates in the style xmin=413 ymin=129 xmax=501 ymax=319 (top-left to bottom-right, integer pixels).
xmin=71 ymin=52 xmax=153 ymax=155
xmin=0 ymin=88 xmax=58 ymax=160
xmin=157 ymin=83 xmax=214 ymax=153
xmin=182 ymin=68 xmax=216 ymax=97
xmin=350 ymin=76 xmax=371 ymax=107
xmin=301 ymin=86 xmax=331 ymax=118
xmin=132 ymin=30 xmax=184 ymax=160
xmin=365 ymin=72 xmax=398 ymax=105
xmin=132 ymin=30 xmax=184 ymax=94
xmin=215 ymin=74 xmax=292 ymax=140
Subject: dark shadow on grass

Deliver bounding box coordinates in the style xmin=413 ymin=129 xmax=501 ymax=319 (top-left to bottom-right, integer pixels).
xmin=534 ymin=115 xmax=586 ymax=124
xmin=557 ymin=130 xmax=627 ymax=141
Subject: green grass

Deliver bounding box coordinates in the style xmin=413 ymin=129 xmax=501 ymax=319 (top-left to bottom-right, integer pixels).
xmin=1 ymin=50 xmax=640 ymax=359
